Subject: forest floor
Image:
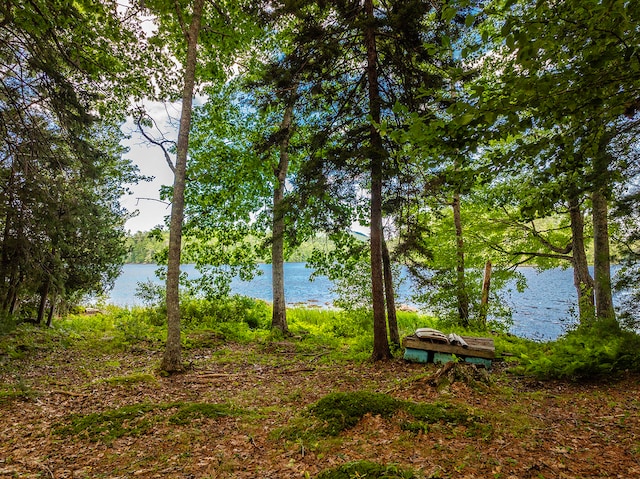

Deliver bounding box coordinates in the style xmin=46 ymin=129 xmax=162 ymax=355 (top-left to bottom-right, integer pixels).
xmin=1 ymin=329 xmax=639 ymax=479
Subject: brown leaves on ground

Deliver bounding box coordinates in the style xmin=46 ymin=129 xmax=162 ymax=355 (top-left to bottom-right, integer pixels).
xmin=1 ymin=340 xmax=639 ymax=479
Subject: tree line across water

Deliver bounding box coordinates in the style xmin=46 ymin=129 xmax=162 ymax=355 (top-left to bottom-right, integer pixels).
xmin=124 ymin=230 xmax=325 ymax=265
xmin=1 ymin=0 xmax=639 ymax=372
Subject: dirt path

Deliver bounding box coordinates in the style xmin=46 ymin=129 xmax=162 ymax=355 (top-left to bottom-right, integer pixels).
xmin=1 ymin=341 xmax=639 ymax=478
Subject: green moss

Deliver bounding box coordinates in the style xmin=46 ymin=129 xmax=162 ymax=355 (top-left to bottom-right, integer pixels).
xmin=99 ymin=373 xmax=158 ymax=387
xmin=54 ymin=402 xmax=161 ymax=442
xmin=309 ymin=391 xmax=402 ymax=436
xmin=315 ymin=460 xmax=420 ymax=479
xmin=405 ymin=401 xmax=470 ymax=423
xmin=168 ymin=402 xmax=236 ymax=425
xmin=279 ymin=391 xmax=479 ymax=441
xmin=54 ymin=401 xmax=239 ymax=443
xmin=0 ymin=381 xmax=38 ymax=404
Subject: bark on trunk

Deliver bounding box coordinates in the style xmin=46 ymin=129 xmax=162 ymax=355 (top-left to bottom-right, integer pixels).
xmin=0 ymin=168 xmax=15 ymax=313
xmin=364 ymin=0 xmax=391 ymax=361
xmin=592 ymin=190 xmax=615 ymax=321
xmin=161 ymin=0 xmax=205 ymax=373
xmin=568 ymin=197 xmax=595 ymax=320
xmin=8 ymin=271 xmax=20 ymax=314
xmin=452 ymin=193 xmax=469 ymax=327
xmin=382 ymin=238 xmax=399 ymax=347
xmin=36 ymin=277 xmax=50 ymax=325
xmin=2 ymin=262 xmax=20 ymax=314
xmin=479 ymin=260 xmax=492 ymax=327
xmin=46 ymin=296 xmax=56 ymax=328
xmin=271 ymin=101 xmax=294 ymax=334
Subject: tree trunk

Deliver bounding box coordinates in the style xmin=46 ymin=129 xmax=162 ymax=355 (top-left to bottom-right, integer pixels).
xmin=364 ymin=0 xmax=391 ymax=361
xmin=592 ymin=190 xmax=616 ymax=322
xmin=568 ymin=197 xmax=595 ymax=320
xmin=0 ymin=168 xmax=15 ymax=313
xmin=382 ymin=238 xmax=399 ymax=347
xmin=1 ymin=248 xmax=15 ymax=313
xmin=161 ymin=0 xmax=205 ymax=374
xmin=479 ymin=260 xmax=491 ymax=327
xmin=36 ymin=276 xmax=50 ymax=325
xmin=46 ymin=295 xmax=56 ymax=328
xmin=271 ymin=101 xmax=294 ymax=334
xmin=7 ymin=270 xmax=21 ymax=314
xmin=452 ymin=193 xmax=469 ymax=327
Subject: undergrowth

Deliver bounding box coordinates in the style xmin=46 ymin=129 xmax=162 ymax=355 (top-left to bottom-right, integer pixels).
xmin=514 ymin=320 xmax=640 ymax=379
xmin=3 ymin=294 xmax=640 ymax=379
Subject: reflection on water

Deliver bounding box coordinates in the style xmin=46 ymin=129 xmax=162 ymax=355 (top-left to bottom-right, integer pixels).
xmin=107 ymin=263 xmax=618 ymax=341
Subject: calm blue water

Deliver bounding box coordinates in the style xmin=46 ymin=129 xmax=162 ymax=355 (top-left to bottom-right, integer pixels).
xmin=106 ymin=263 xmax=611 ymax=340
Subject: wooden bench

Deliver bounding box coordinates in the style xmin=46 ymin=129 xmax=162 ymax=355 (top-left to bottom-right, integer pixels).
xmin=403 ymin=334 xmax=495 ymax=368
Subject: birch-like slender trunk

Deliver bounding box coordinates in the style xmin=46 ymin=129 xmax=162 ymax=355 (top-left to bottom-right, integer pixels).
xmin=162 ymin=0 xmax=205 ymax=373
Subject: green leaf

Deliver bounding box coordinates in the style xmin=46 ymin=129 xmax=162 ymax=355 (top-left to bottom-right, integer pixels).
xmin=442 ymin=6 xmax=457 ymax=23
xmin=458 ymin=113 xmax=476 ymax=126
xmin=465 ymin=14 xmax=475 ymax=28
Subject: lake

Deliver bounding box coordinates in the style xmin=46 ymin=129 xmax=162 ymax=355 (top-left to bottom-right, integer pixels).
xmin=106 ymin=263 xmax=609 ymax=341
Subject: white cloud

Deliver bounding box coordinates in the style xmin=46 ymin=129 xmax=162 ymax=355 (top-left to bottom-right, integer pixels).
xmin=120 ymin=101 xmax=180 ymax=233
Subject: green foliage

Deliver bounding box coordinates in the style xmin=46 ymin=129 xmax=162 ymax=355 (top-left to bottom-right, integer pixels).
xmin=179 ymin=295 xmax=270 ymax=331
xmin=395 ymin=311 xmax=439 ymax=338
xmin=404 ymin=401 xmax=470 ymax=426
xmin=315 ymin=461 xmax=419 ymax=479
xmin=286 ymin=307 xmax=375 ymax=361
xmin=112 ymin=309 xmax=165 ymax=344
xmin=0 ymin=314 xmax=19 ymax=336
xmin=125 ymin=230 xmax=168 ymax=264
xmin=514 ymin=320 xmax=640 ymax=380
xmin=54 ymin=401 xmax=238 ymax=443
xmin=398 ymin=200 xmax=520 ymax=331
xmin=0 ymin=322 xmax=68 ymax=362
xmin=0 ymin=1 xmax=147 ymax=318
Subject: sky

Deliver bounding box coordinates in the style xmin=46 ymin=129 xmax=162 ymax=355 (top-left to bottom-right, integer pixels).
xmin=120 ymin=102 xmax=181 ymax=233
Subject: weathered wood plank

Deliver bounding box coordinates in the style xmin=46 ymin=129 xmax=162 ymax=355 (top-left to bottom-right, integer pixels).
xmin=403 ymin=335 xmax=495 ymax=359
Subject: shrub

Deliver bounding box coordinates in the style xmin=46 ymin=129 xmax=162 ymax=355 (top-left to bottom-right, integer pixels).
xmin=516 ymin=319 xmax=640 ymax=379
xmin=180 ymin=295 xmax=269 ymax=330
